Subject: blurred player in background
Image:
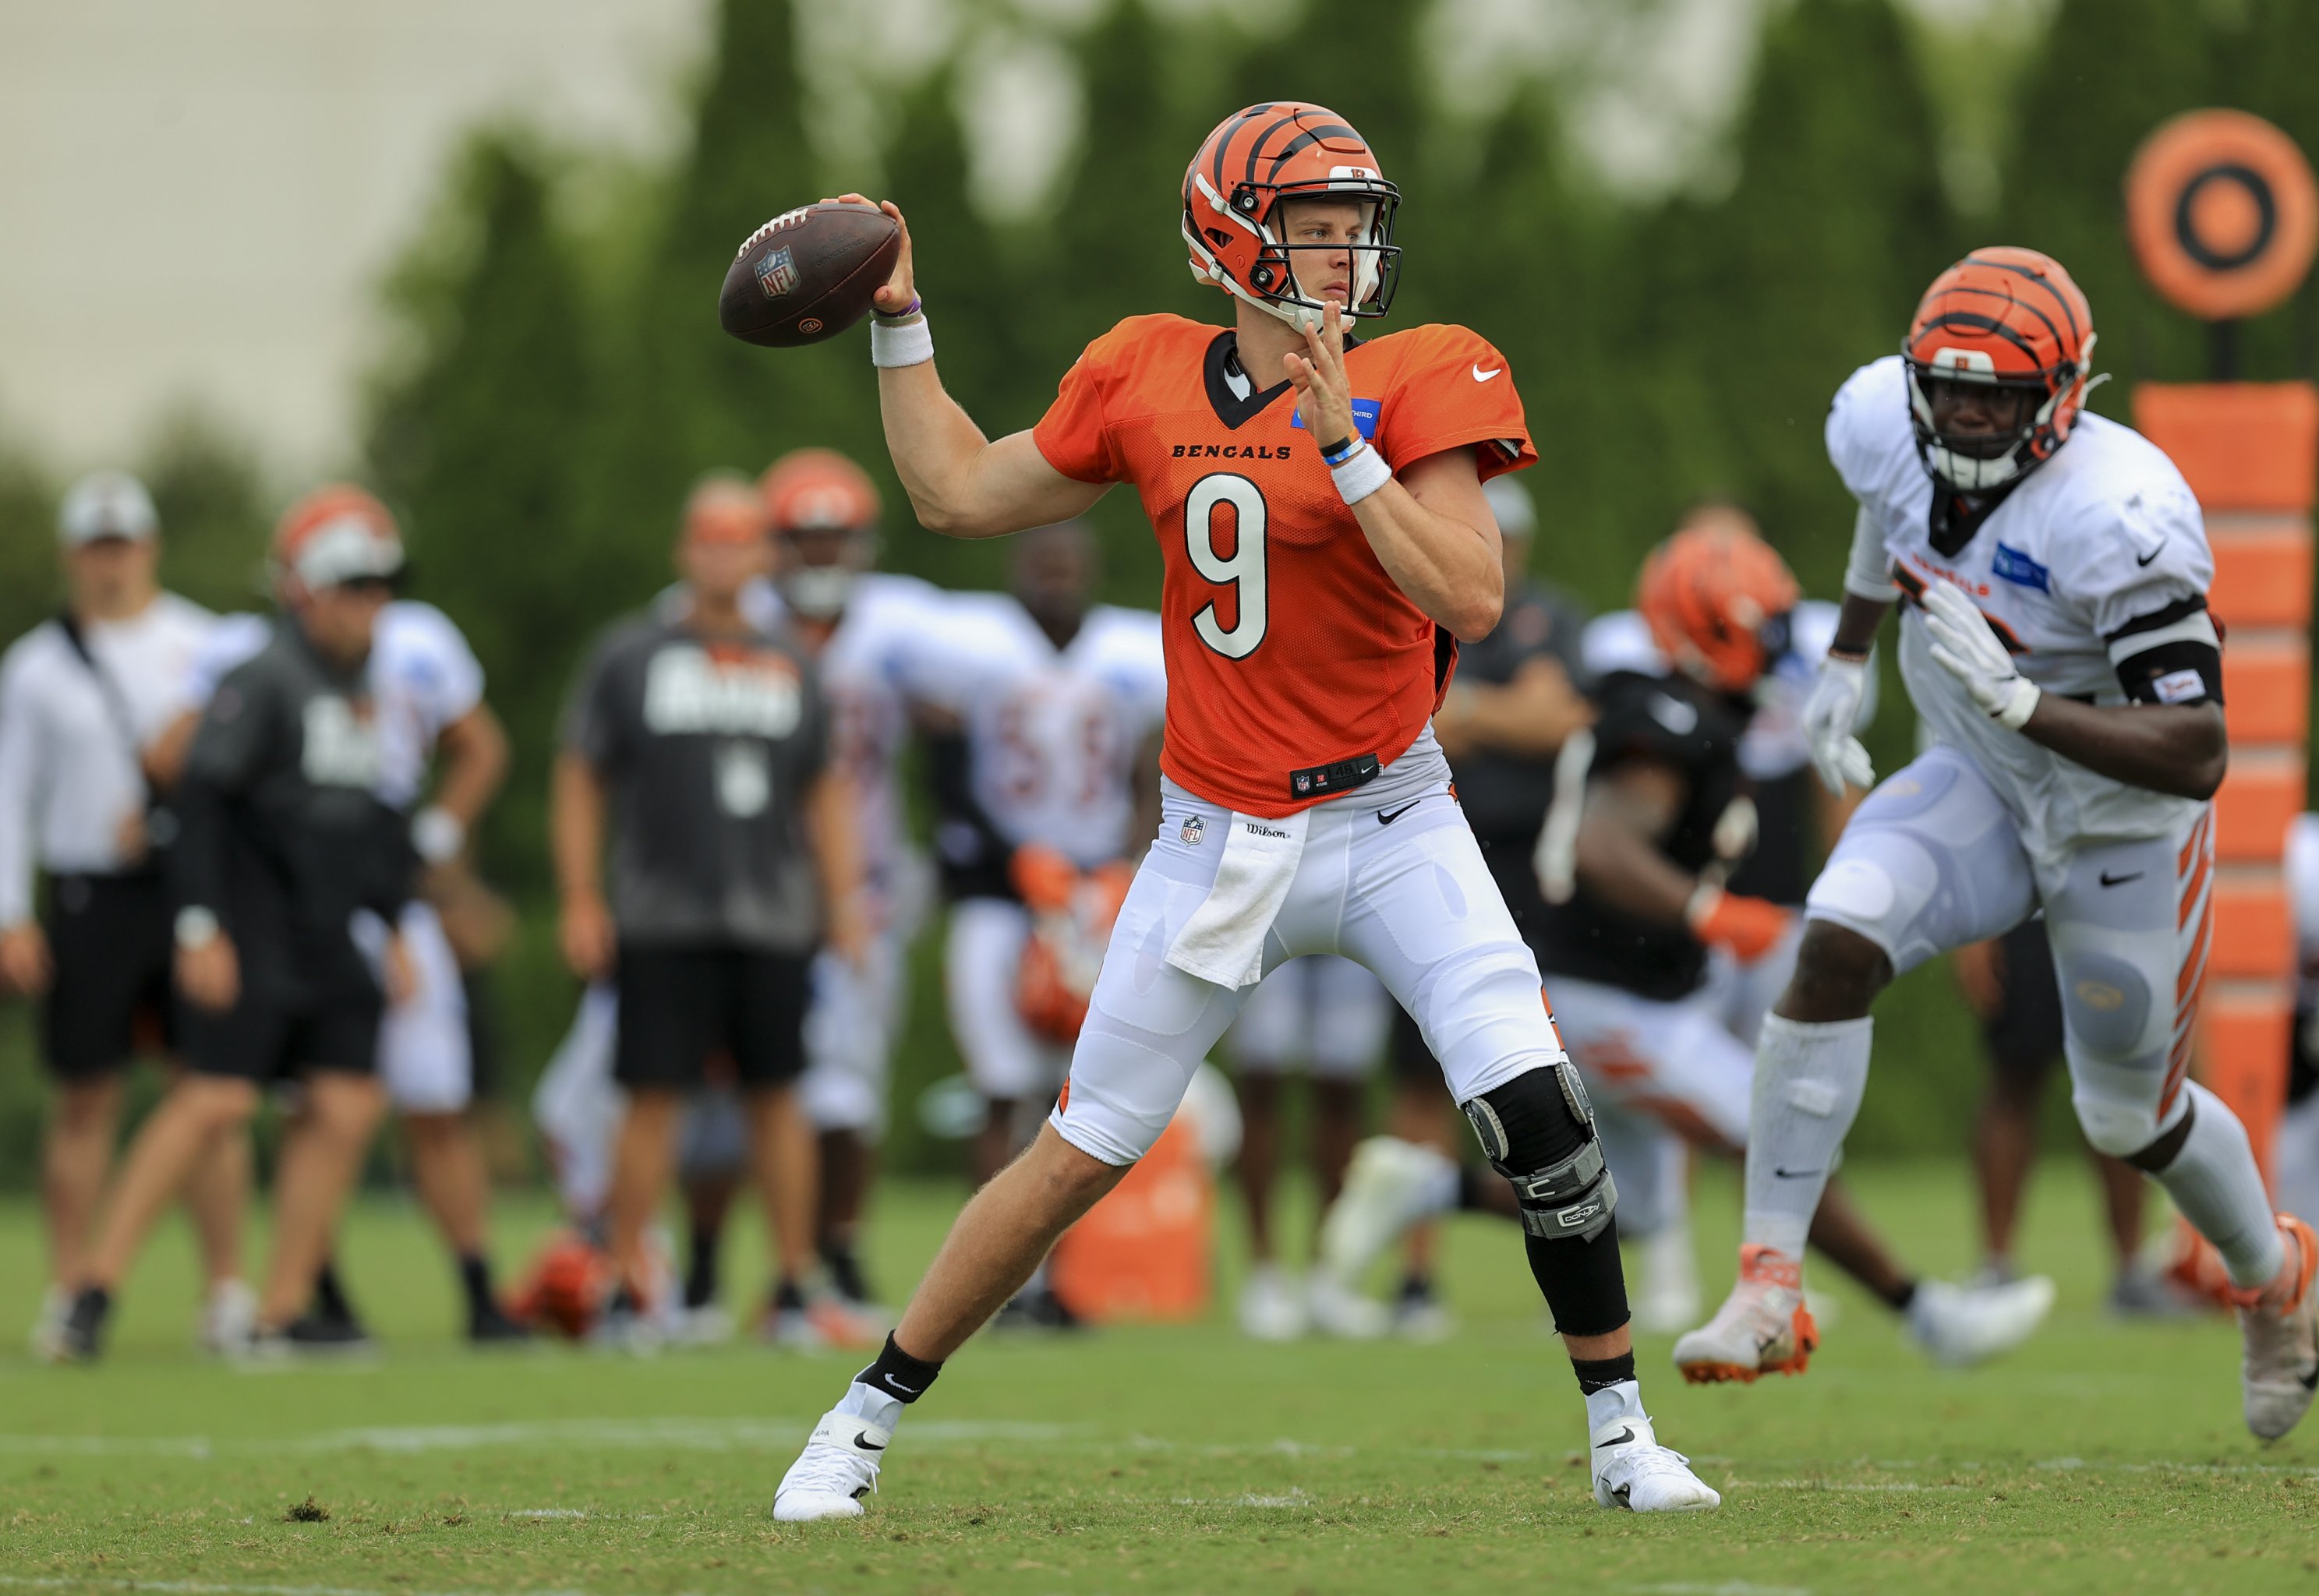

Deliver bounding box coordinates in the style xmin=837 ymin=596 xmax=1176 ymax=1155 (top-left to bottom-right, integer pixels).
xmin=159 ymin=516 xmax=527 ymax=1346
xmin=65 ymin=486 xmax=419 ymax=1358
xmin=1222 ymin=952 xmax=1391 ymax=1340
xmin=0 ymin=473 xmax=249 ymax=1359
xmin=1327 ymin=521 xmax=2053 ymax=1371
xmin=779 ymin=102 xmax=1720 ymax=1520
xmin=1568 ymin=500 xmax=1874 ymax=1329
xmin=1688 ymin=249 xmax=2318 ymax=1439
xmin=553 ymin=475 xmax=864 ymax=1347
xmin=915 ymin=521 xmax=1165 ymax=1326
xmin=2281 ymin=815 xmax=2319 ymax=1229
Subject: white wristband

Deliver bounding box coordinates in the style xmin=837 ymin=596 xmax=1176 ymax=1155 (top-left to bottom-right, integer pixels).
xmin=870 ymin=313 xmax=933 ymax=369
xmin=412 ymin=804 xmax=466 ymax=864
xmin=175 ymin=906 xmax=220 ymax=950
xmin=1995 ymin=677 xmax=2041 ymax=731
xmin=1328 ymin=439 xmax=1393 ymax=506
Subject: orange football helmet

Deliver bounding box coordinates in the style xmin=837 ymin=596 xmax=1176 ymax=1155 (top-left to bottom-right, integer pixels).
xmin=1902 ymin=246 xmax=2099 ymax=493
xmin=271 ymin=484 xmax=404 ymax=591
xmin=1012 ymin=846 xmax=1135 ymax=1044
xmin=1637 ymin=519 xmax=1801 ymax=695
xmin=507 ymin=1229 xmax=615 ymax=1340
xmin=759 ymin=449 xmax=880 ymax=619
xmin=1182 ymin=102 xmax=1401 ymax=331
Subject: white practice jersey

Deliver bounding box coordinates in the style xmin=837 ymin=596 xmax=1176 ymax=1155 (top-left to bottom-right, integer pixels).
xmin=914 ymin=597 xmax=1167 ymax=868
xmin=1830 ymin=355 xmax=2212 ymax=877
xmin=797 ymin=574 xmax=946 ymax=899
xmin=1580 ymin=599 xmax=1868 ymax=782
xmin=191 ymin=601 xmax=483 ymax=810
xmin=0 ymin=592 xmax=217 ymax=919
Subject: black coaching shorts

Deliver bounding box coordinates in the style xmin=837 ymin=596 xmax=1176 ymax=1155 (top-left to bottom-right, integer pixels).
xmin=613 ymin=942 xmax=810 ymax=1093
xmin=179 ymin=987 xmax=381 ymax=1083
xmin=41 ymin=870 xmax=176 ymax=1080
xmin=1981 ymin=916 xmax=2066 ymax=1086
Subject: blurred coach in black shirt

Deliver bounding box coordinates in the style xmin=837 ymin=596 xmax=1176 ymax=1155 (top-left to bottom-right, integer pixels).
xmin=65 ymin=487 xmax=417 ymax=1359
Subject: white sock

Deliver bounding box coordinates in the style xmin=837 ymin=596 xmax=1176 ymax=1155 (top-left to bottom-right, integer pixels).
xmin=2154 ymin=1082 xmax=2284 ymax=1290
xmin=834 ymin=1379 xmax=904 ymax=1432
xmin=1584 ymin=1378 xmax=1646 ymax=1433
xmin=1742 ymin=1015 xmax=1873 ymax=1262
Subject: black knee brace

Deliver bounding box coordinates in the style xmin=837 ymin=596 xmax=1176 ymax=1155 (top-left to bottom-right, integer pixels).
xmin=1462 ymin=1062 xmax=1617 ymax=1243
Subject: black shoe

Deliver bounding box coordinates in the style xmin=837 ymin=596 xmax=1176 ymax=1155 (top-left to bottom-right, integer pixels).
xmin=822 ymin=1245 xmax=878 ymax=1310
xmin=468 ymin=1299 xmax=534 ymax=1344
xmin=283 ymin=1310 xmax=376 ymax=1354
xmin=61 ymin=1287 xmax=110 ymax=1363
xmin=995 ymin=1286 xmax=1083 ymax=1333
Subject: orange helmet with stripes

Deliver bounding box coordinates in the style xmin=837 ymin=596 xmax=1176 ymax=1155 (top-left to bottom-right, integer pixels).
xmin=758 ymin=448 xmax=880 ymax=618
xmin=1637 ymin=517 xmax=1801 ymax=695
xmin=270 ymin=484 xmax=404 ymax=591
xmin=1902 ymin=247 xmax=2100 ymax=493
xmin=1182 ymin=102 xmax=1402 ymax=331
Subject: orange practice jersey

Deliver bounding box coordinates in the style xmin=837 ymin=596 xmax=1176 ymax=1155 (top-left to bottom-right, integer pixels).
xmin=1032 ymin=314 xmax=1536 ymax=817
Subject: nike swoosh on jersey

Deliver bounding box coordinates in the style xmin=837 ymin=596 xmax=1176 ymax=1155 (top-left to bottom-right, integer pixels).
xmin=1377 ymin=800 xmax=1421 ymax=825
xmin=1472 ymin=363 xmax=1502 ymax=382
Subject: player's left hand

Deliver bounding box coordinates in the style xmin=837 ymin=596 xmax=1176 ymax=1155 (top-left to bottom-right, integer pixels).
xmin=1920 ymin=580 xmax=2040 ymax=730
xmin=1284 ymin=302 xmax=1357 ymax=448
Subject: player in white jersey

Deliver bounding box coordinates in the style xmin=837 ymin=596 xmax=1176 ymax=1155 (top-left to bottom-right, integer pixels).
xmin=171 ymin=569 xmax=527 ymax=1344
xmin=1679 ymin=248 xmax=2318 ymax=1439
xmin=916 ymin=522 xmax=1166 ymax=1214
xmin=2278 ymin=816 xmax=2319 ymax=1231
xmin=0 ymin=472 xmax=255 ymax=1359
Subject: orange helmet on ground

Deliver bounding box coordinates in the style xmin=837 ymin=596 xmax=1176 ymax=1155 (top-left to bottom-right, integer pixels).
xmin=1012 ymin=846 xmax=1135 ymax=1044
xmin=271 ymin=484 xmax=404 ymax=590
xmin=1636 ymin=518 xmax=1801 ymax=695
xmin=506 ymin=1229 xmax=614 ymax=1340
xmin=1902 ymin=246 xmax=2099 ymax=493
xmin=759 ymin=449 xmax=881 ymax=619
xmin=1182 ymin=102 xmax=1401 ymax=331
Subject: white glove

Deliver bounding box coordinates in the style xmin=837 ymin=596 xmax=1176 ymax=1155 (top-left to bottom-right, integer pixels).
xmin=1801 ymin=653 xmax=1876 ymax=796
xmin=1920 ymin=579 xmax=2039 ymax=730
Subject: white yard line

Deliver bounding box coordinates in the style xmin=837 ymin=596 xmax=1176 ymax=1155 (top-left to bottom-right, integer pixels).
xmin=0 ymin=1580 xmax=594 ymax=1596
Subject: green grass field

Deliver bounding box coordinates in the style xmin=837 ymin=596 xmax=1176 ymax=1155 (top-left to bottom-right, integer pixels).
xmin=3 ymin=1163 xmax=2315 ymax=1596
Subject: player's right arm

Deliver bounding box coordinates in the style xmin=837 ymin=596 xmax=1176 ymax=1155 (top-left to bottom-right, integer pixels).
xmin=0 ymin=644 xmax=53 ymax=994
xmin=833 ymin=196 xmax=1108 ymax=538
xmin=1575 ymin=760 xmax=1790 ymax=963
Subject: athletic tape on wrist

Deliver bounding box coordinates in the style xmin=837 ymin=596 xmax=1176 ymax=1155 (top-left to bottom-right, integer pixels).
xmin=1996 ymin=677 xmax=2040 ymax=730
xmin=1329 ymin=440 xmax=1392 ymax=506
xmin=870 ymin=313 xmax=934 ymax=369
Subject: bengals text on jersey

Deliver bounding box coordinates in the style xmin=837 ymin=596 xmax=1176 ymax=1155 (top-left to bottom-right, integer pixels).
xmin=1032 ymin=313 xmax=1536 ymax=817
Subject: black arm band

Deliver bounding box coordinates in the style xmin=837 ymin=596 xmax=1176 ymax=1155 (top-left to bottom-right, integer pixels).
xmin=2116 ymin=639 xmax=2223 ymax=706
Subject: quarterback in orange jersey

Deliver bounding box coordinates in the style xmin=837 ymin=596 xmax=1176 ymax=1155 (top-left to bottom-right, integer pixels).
xmin=776 ymin=102 xmax=1720 ymax=1520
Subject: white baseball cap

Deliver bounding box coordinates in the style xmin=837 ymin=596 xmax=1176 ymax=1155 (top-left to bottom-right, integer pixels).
xmin=58 ymin=471 xmax=159 ymax=546
xmin=1484 ymin=475 xmax=1536 ymax=540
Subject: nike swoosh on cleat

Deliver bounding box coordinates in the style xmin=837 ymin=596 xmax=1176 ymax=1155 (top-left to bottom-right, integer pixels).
xmin=1773 ymin=1167 xmax=1822 ymax=1179
xmin=1612 ymin=1483 xmax=1632 ymax=1508
xmin=854 ymin=1432 xmax=887 ymax=1451
xmin=1593 ymin=1427 xmax=1637 ymax=1449
xmin=2098 ymin=870 xmax=2143 ymax=887
xmin=1377 ymin=800 xmax=1420 ymax=825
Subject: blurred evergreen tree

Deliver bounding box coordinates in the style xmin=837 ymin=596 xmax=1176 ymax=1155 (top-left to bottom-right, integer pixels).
xmin=0 ymin=428 xmax=56 ymax=652
xmin=366 ymin=131 xmax=599 ymax=893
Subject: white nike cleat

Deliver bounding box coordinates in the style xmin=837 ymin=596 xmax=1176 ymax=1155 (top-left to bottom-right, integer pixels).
xmin=773 ymin=1409 xmax=890 ymax=1521
xmin=1674 ymin=1245 xmax=1817 ymax=1384
xmin=199 ymin=1279 xmax=258 ymax=1357
xmin=2240 ymin=1215 xmax=2319 ymax=1442
xmin=1591 ymin=1414 xmax=1720 ymax=1512
xmin=29 ymin=1285 xmax=69 ymax=1364
xmin=1305 ymin=1269 xmax=1389 ymax=1340
xmin=1633 ymin=1223 xmax=1702 ymax=1336
xmin=1238 ymin=1264 xmax=1308 ymax=1342
xmin=1905 ymin=1274 xmax=2055 ymax=1368
xmin=1317 ymin=1136 xmax=1458 ymax=1286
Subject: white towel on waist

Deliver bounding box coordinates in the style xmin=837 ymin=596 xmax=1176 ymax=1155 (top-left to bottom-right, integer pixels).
xmin=1165 ymin=808 xmax=1310 ymax=988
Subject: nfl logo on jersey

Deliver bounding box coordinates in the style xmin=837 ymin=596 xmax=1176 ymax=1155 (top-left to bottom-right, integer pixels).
xmin=1180 ymin=814 xmax=1204 ymax=846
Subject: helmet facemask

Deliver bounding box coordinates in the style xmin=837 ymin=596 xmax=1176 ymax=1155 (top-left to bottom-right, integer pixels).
xmin=774 ymin=523 xmax=876 ymax=620
xmin=1185 ymin=172 xmax=1402 ymax=334
xmin=1903 ymin=330 xmax=2098 ymax=496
